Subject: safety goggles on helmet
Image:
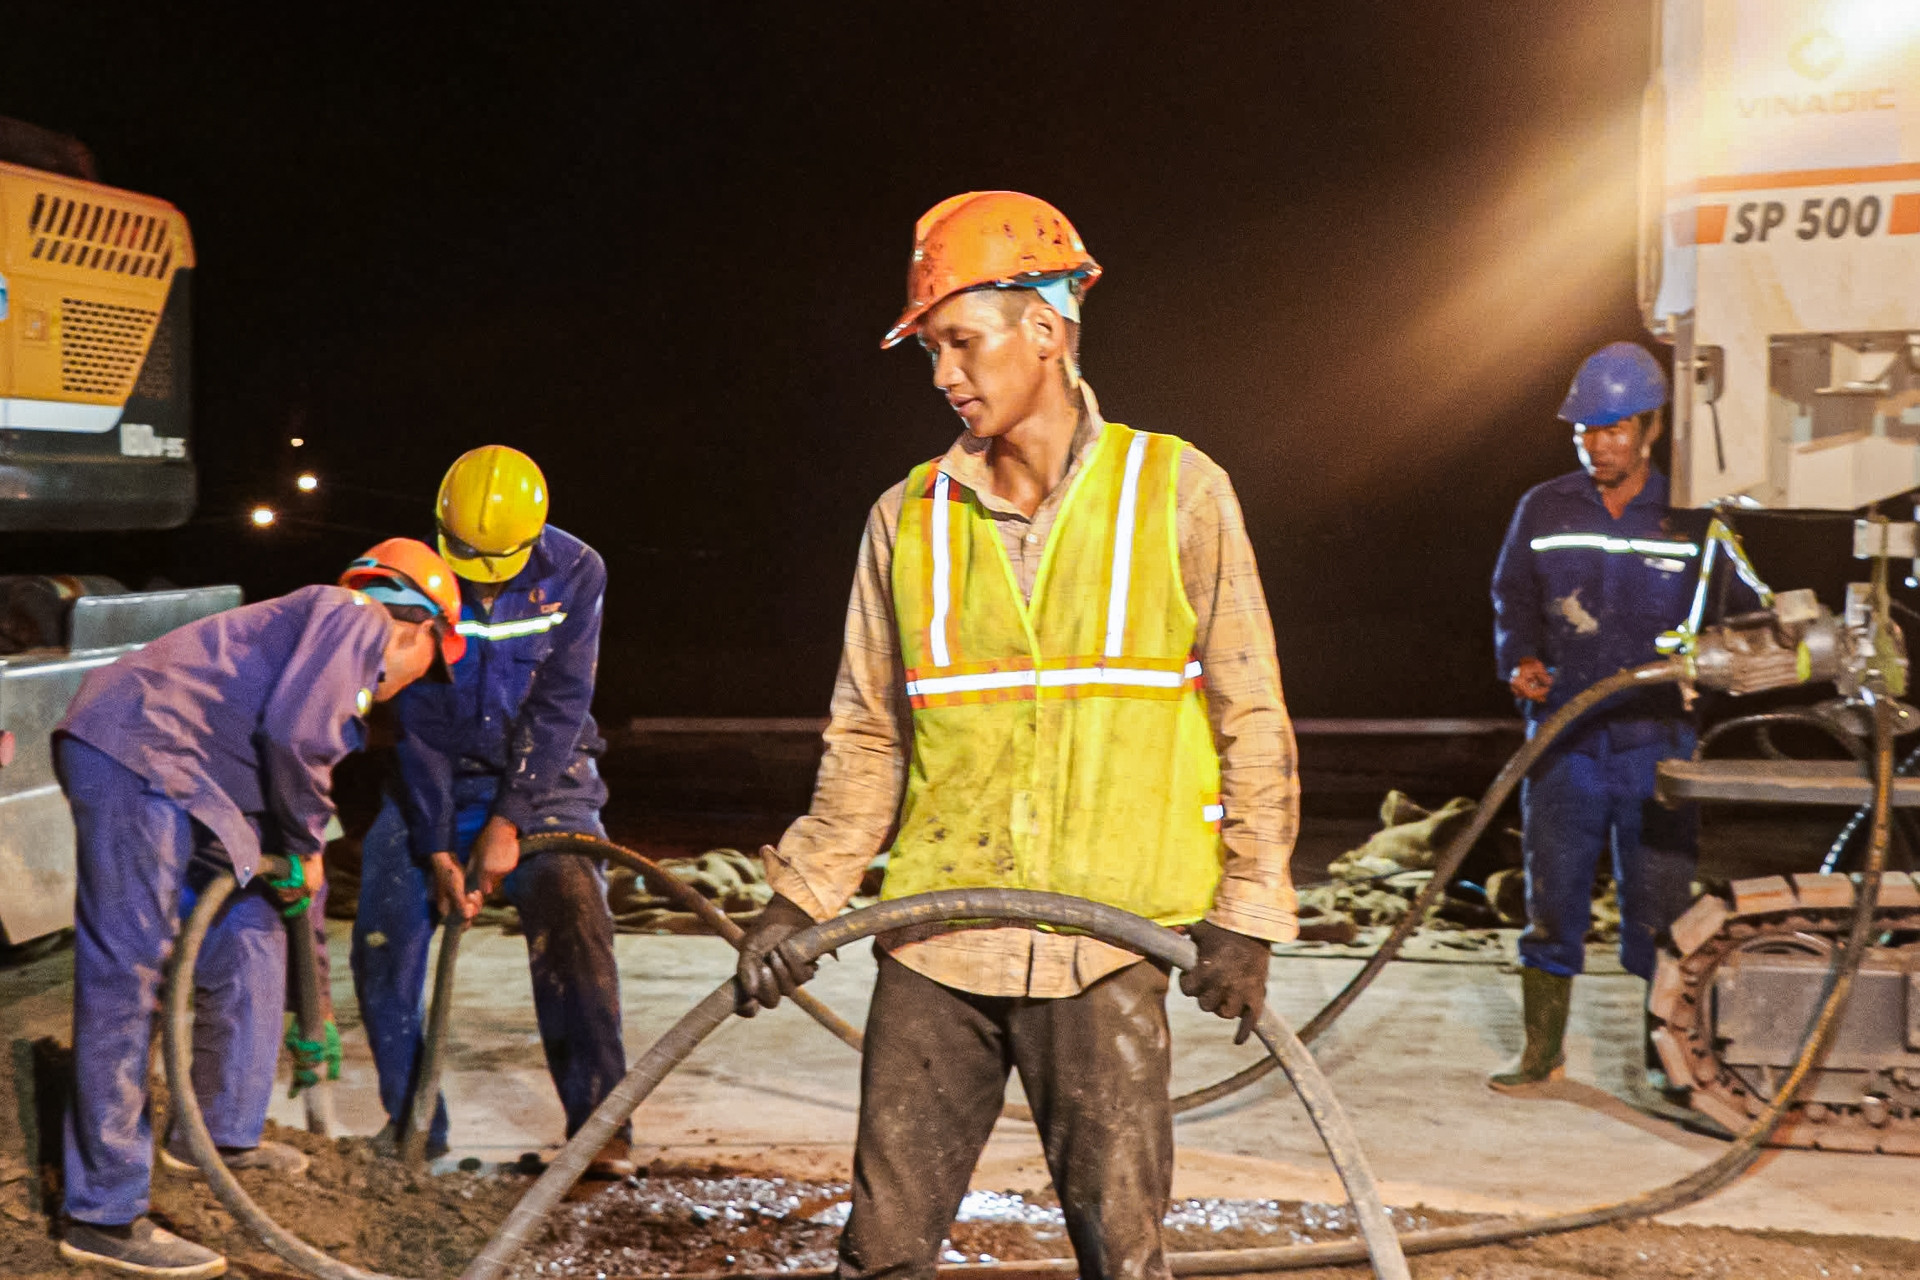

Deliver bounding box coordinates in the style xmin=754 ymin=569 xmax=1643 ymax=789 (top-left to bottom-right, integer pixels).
xmin=435 ymin=520 xmax=541 ymax=565
xmin=436 ymin=520 xmax=541 ymax=586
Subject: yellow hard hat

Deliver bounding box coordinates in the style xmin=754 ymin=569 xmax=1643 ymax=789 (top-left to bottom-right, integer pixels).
xmin=435 ymin=445 xmax=548 ymax=583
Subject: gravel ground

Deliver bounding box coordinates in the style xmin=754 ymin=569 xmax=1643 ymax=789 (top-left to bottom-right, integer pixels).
xmin=5 ymin=1124 xmax=1920 ymax=1279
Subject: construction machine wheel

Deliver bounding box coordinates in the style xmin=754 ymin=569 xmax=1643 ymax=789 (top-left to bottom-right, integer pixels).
xmin=1648 ymin=871 xmax=1920 ymax=1154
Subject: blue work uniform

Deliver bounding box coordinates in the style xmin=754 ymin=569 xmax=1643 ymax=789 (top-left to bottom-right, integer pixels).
xmin=1491 ymin=468 xmax=1747 ymax=980
xmin=55 ymin=585 xmax=388 ymax=1226
xmin=350 ymin=525 xmax=624 ymax=1150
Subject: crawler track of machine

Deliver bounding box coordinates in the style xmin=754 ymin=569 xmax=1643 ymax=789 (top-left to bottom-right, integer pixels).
xmin=1650 ymin=871 xmax=1920 ymax=1154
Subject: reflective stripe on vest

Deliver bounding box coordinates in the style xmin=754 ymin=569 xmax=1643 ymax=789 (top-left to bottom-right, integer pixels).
xmin=904 ymin=657 xmax=1203 ymax=706
xmin=1529 ymin=533 xmax=1699 ymax=557
xmin=887 ymin=422 xmax=1225 ymax=927
xmin=455 ymin=612 xmax=568 ymax=641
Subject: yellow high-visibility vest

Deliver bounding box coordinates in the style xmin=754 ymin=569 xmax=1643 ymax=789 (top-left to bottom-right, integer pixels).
xmin=886 ymin=422 xmax=1225 ymax=925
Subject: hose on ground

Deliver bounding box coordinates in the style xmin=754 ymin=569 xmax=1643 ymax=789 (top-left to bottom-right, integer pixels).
xmin=398 ymin=834 xmax=867 ymax=1167
xmin=531 ymin=685 xmax=1908 ymax=1279
xmin=166 ymin=887 xmax=1412 ymax=1280
xmin=461 ymin=662 xmax=1668 ymax=1126
xmin=460 ymin=889 xmax=1410 ymax=1280
xmin=1170 ymin=660 xmax=1686 ymax=1113
xmin=162 ymin=658 xmax=1894 ymax=1279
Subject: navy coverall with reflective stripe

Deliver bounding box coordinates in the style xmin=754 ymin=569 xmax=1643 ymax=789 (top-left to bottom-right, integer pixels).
xmin=350 ymin=525 xmax=625 ymax=1147
xmin=1491 ymin=469 xmax=1748 ymax=979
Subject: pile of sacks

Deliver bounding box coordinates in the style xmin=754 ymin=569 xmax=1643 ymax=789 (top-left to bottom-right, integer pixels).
xmin=1295 ymin=791 xmax=1481 ymax=944
xmin=605 ymin=848 xmax=774 ymax=933
xmin=1294 ymin=790 xmax=1621 ymax=948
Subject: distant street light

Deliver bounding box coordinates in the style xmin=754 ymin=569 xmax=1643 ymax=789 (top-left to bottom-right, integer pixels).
xmin=296 ymin=472 xmax=319 ymax=492
xmin=290 ymin=437 xmax=306 ymax=448
xmin=250 ymin=505 xmax=277 ymax=527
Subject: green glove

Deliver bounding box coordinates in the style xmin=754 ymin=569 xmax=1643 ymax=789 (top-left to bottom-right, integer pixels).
xmin=285 ymin=1020 xmax=343 ymax=1097
xmin=264 ymin=855 xmax=311 ymax=920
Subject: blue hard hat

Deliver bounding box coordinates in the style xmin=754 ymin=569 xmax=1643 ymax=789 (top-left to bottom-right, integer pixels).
xmin=1557 ymin=342 xmax=1669 ymax=426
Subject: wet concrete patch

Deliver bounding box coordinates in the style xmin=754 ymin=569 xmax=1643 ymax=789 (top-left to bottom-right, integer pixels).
xmin=509 ymin=1174 xmax=1447 ymax=1276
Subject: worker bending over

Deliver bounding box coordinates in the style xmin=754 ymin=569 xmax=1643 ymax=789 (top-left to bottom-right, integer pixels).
xmin=737 ymin=192 xmax=1300 ymax=1280
xmin=1489 ymin=342 xmax=1752 ymax=1093
xmin=57 ymin=540 xmax=462 ymax=1279
xmin=351 ymin=446 xmax=631 ymax=1175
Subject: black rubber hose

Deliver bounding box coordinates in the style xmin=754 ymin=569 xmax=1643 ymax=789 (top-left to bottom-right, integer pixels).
xmin=460 ymin=889 xmax=1411 ymax=1280
xmin=1168 ymin=660 xmax=1684 ymax=1113
xmin=443 ymin=666 xmax=1686 ymax=1138
xmin=287 ymin=898 xmax=338 ymax=1136
xmin=399 ymin=858 xmax=479 ymax=1166
xmin=166 ymin=864 xmax=390 ymax=1280
xmin=397 ymin=834 xmax=868 ymax=1166
xmin=627 ymin=691 xmax=1909 ymax=1278
xmin=162 ymin=673 xmax=1895 ymax=1280
xmin=518 ymin=832 xmax=864 ymax=1051
xmin=167 ymin=884 xmax=1411 ymax=1280
xmin=527 ymin=666 xmax=1681 ymax=1125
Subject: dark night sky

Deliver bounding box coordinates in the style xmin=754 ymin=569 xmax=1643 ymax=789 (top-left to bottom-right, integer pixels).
xmin=4 ymin=4 xmax=1868 ymax=720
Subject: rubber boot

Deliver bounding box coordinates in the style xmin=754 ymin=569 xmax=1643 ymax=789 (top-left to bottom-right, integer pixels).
xmin=1488 ymin=968 xmax=1571 ymax=1094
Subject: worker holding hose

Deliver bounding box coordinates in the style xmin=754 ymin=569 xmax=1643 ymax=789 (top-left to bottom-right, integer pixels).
xmin=349 ymin=446 xmax=633 ymax=1177
xmin=54 ymin=540 xmax=462 ymax=1279
xmin=1489 ymin=342 xmax=1753 ymax=1094
xmin=736 ymin=191 xmax=1300 ymax=1280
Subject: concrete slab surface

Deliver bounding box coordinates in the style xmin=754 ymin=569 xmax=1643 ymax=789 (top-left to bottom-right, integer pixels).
xmin=236 ymin=921 xmax=1920 ymax=1244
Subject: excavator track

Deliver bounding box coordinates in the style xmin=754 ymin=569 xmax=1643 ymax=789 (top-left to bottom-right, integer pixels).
xmin=1649 ymin=871 xmax=1920 ymax=1154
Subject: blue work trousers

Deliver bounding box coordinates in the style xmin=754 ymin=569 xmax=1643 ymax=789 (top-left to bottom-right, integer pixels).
xmin=1518 ymin=731 xmax=1699 ymax=980
xmin=348 ymin=776 xmax=625 ymax=1149
xmin=58 ymin=737 xmax=286 ymax=1226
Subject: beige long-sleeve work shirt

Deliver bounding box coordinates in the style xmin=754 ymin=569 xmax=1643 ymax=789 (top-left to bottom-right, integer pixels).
xmin=765 ymin=383 xmax=1300 ymax=997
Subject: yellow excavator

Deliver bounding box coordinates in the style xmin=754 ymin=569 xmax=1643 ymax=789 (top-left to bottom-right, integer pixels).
xmin=0 ymin=118 xmax=236 ymax=945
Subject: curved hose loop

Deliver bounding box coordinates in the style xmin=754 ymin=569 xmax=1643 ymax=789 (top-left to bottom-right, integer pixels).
xmin=161 ymin=674 xmax=1895 ymax=1279
xmin=685 ymin=691 xmax=1908 ymax=1277
xmin=508 ymin=666 xmax=1684 ymax=1126
xmin=167 ymin=886 xmax=1411 ymax=1280
xmin=399 ymin=833 xmax=868 ymax=1166
xmin=517 ymin=833 xmax=863 ymax=1052
xmin=462 ymin=889 xmax=1411 ymax=1280
xmin=1170 ymin=661 xmax=1684 ymax=1113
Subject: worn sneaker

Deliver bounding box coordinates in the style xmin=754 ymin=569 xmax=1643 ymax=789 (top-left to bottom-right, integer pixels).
xmin=60 ymin=1216 xmax=227 ymax=1278
xmin=159 ymin=1138 xmax=310 ymax=1177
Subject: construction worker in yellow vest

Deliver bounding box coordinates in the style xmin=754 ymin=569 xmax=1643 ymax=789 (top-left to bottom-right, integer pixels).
xmin=735 ymin=191 xmax=1302 ymax=1280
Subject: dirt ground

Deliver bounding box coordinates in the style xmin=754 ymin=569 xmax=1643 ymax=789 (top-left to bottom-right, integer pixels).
xmin=5 ymin=1119 xmax=1920 ymax=1280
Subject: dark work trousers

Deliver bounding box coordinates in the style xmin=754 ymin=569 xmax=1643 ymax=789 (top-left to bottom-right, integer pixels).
xmin=839 ymin=951 xmax=1175 ymax=1280
xmin=350 ymin=778 xmax=626 ymax=1148
xmin=1518 ymin=728 xmax=1699 ymax=980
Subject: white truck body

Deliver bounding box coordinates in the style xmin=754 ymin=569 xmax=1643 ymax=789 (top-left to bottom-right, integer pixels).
xmin=1647 ymin=1 xmax=1920 ymax=509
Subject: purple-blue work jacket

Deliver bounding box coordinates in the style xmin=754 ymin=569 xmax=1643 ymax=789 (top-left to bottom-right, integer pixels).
xmin=390 ymin=525 xmax=606 ymax=859
xmin=57 ymin=584 xmax=389 ymax=883
xmin=1491 ymin=468 xmax=1757 ymax=754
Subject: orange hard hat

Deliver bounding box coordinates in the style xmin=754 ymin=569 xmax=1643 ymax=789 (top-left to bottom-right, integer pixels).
xmin=881 ymin=191 xmax=1101 ymax=349
xmin=339 ymin=537 xmax=468 ymax=670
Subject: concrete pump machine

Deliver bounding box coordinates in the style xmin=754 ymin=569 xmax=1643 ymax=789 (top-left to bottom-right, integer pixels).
xmin=1631 ymin=0 xmax=1920 ymax=1154
xmin=0 ymin=119 xmax=235 ymax=947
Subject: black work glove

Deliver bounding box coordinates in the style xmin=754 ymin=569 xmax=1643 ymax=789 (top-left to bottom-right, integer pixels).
xmin=1179 ymin=919 xmax=1271 ymax=1045
xmin=735 ymin=893 xmax=820 ymax=1016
